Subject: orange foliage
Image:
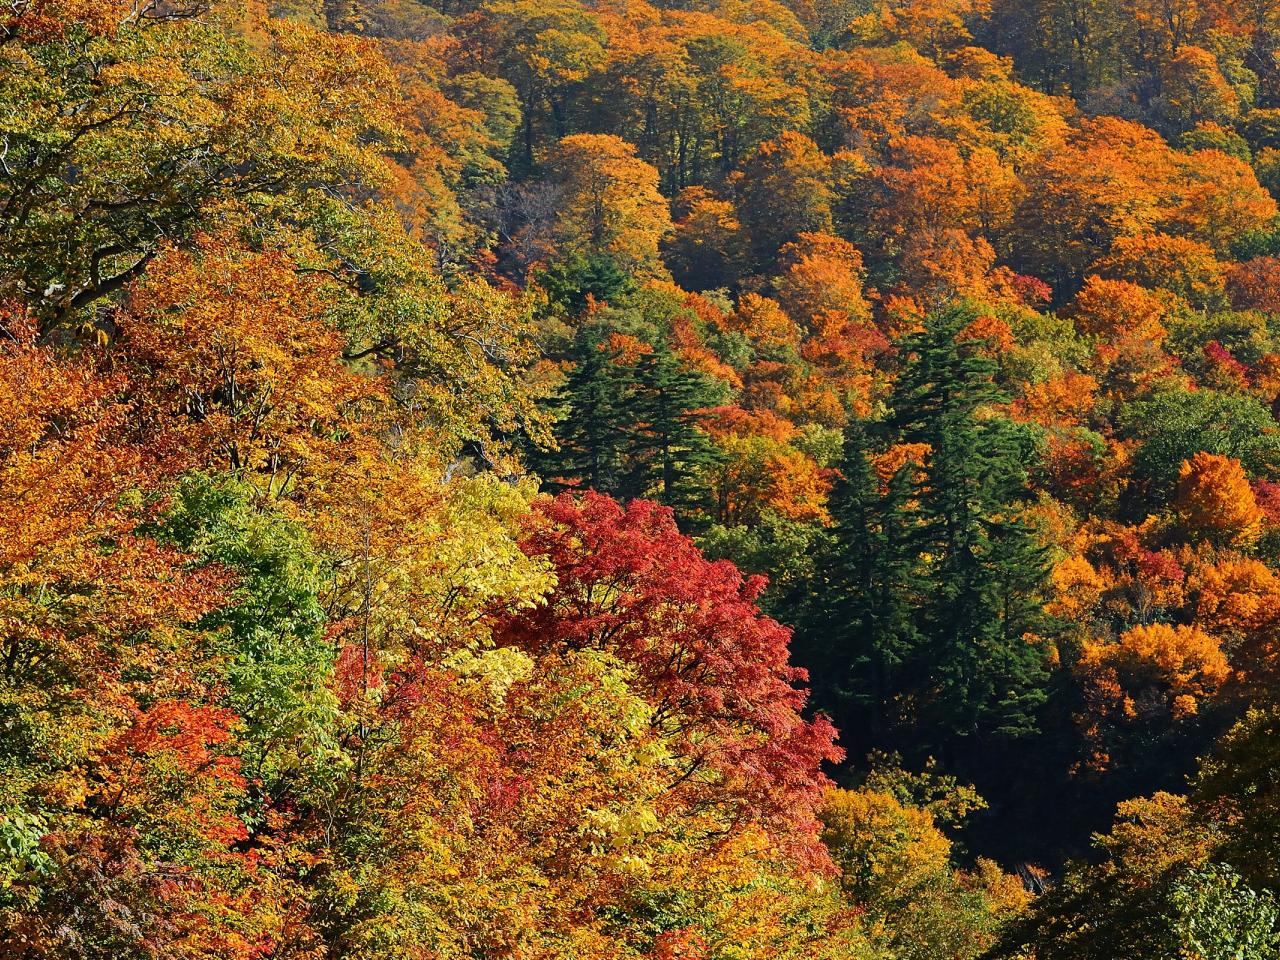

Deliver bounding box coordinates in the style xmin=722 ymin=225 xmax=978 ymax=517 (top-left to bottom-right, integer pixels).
xmin=1166 ymin=149 xmax=1277 ymax=254
xmin=957 ymin=311 xmax=1015 ymax=355
xmin=547 ymin=133 xmax=673 ymax=275
xmin=0 ymin=312 xmax=280 ymax=955
xmin=19 ymin=0 xmax=1280 ymax=948
xmin=867 ymin=0 xmax=993 ymax=56
xmin=1175 ymin=452 xmax=1264 ymax=547
xmin=821 ymin=47 xmax=961 ymax=154
xmin=1017 ymin=117 xmax=1274 ymax=284
xmin=1080 ymin=623 xmax=1229 ymax=722
xmin=736 ymin=132 xmax=834 ymax=261
xmin=775 ymin=232 xmax=873 ymax=326
xmin=666 ymin=187 xmax=749 ymax=290
xmin=875 ymin=136 xmax=1016 ymax=239
xmin=711 ymin=433 xmax=834 ymax=525
xmin=1016 ymin=372 xmax=1099 ymax=428
xmin=1068 ymin=520 xmax=1189 ymax=625
xmin=1047 ymin=554 xmax=1106 ymax=623
xmin=604 ymin=331 xmax=655 ymax=366
xmin=873 ymin=442 xmax=932 ymax=487
xmin=1 ymin=0 xmax=135 ymax=40
xmin=1157 ymin=46 xmax=1241 ymax=130
xmin=1188 ymin=556 xmax=1280 ymax=638
xmin=1071 ymin=276 xmax=1168 ymax=344
xmin=1091 ymin=233 xmax=1226 ymax=306
xmin=896 ymin=229 xmax=1004 ymax=307
xmin=704 ymin=405 xmax=800 ymax=444
xmin=727 ymin=294 xmax=803 ymax=353
xmin=120 ymin=233 xmax=383 ymax=484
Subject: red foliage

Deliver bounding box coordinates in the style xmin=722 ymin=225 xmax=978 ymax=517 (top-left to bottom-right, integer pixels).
xmin=1136 ymin=548 xmax=1187 ymax=586
xmin=1038 ymin=433 xmax=1106 ymax=502
xmin=1203 ymin=340 xmax=1249 ymax=388
xmin=1253 ymin=478 xmax=1280 ymax=526
xmin=494 ymin=492 xmax=841 ymax=855
xmin=1008 ymin=273 xmax=1053 ymax=306
xmin=652 ymin=927 xmax=709 ymax=960
xmin=334 ymin=641 xmax=387 ymax=707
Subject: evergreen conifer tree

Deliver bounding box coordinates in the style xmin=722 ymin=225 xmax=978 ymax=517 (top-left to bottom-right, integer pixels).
xmin=536 ymin=325 xmax=636 ymax=494
xmin=800 ymin=426 xmax=925 ymax=749
xmin=538 ymin=331 xmax=722 ymax=523
xmin=798 ymin=305 xmax=1053 ymax=771
xmin=890 ymin=305 xmax=1052 ymax=748
xmin=627 ymin=338 xmax=724 ymax=520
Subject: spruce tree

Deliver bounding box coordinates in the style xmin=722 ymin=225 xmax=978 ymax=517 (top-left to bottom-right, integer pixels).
xmin=801 ymin=426 xmax=925 ymax=749
xmin=536 ymin=325 xmax=636 ymax=495
xmin=890 ymin=304 xmax=1052 ymax=747
xmin=627 ymin=338 xmax=723 ymax=520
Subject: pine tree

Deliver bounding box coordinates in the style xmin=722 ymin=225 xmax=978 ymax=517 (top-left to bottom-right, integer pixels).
xmin=536 ymin=325 xmax=636 ymax=495
xmin=627 ymin=338 xmax=724 ymax=520
xmin=891 ymin=305 xmax=1052 ymax=747
xmin=799 ymin=426 xmax=925 ymax=749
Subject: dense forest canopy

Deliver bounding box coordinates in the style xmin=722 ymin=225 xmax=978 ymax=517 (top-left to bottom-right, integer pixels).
xmin=3 ymin=0 xmax=1280 ymax=957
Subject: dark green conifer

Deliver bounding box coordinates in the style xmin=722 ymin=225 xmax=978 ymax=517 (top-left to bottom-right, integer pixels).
xmin=799 ymin=305 xmax=1053 ymax=769
xmin=627 ymin=338 xmax=724 ymax=520
xmin=800 ymin=426 xmax=925 ymax=748
xmin=536 ymin=325 xmax=636 ymax=495
xmin=891 ymin=304 xmax=1052 ymax=746
xmin=537 ymin=331 xmax=722 ymax=523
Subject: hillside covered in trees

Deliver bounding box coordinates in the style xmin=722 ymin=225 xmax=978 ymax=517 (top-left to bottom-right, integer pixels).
xmin=4 ymin=0 xmax=1280 ymax=957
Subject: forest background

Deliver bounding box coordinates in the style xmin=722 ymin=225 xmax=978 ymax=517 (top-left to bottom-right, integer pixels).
xmin=4 ymin=0 xmax=1280 ymax=957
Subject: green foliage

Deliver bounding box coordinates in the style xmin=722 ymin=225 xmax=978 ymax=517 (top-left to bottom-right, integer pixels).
xmin=0 ymin=809 xmax=52 ymax=902
xmin=1194 ymin=708 xmax=1280 ymax=891
xmin=536 ymin=252 xmax=636 ymax=315
xmin=536 ymin=323 xmax=639 ymax=494
xmin=697 ymin=511 xmax=826 ymax=615
xmin=157 ymin=474 xmax=342 ymax=794
xmin=1119 ymin=387 xmax=1280 ymax=504
xmin=820 ymin=782 xmax=1024 ymax=960
xmin=0 ymin=8 xmax=398 ymax=330
xmin=1169 ymin=864 xmax=1280 ymax=960
xmin=801 ymin=306 xmax=1053 ymax=770
xmin=1181 ymin=126 xmax=1252 ymax=162
xmin=797 ymin=426 xmax=925 ymax=744
xmin=892 ymin=308 xmax=1053 ymax=741
xmin=628 ymin=338 xmax=726 ymax=517
xmin=17 ymin=0 xmax=1280 ymax=953
xmin=862 ymin=752 xmax=988 ymax=828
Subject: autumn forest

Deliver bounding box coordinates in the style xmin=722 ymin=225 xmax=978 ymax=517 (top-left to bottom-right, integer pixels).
xmin=4 ymin=0 xmax=1280 ymax=956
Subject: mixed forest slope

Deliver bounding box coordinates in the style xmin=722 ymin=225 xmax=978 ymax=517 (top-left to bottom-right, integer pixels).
xmin=2 ymin=0 xmax=1280 ymax=957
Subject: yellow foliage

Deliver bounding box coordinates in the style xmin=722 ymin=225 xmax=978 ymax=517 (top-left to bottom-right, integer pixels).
xmin=1080 ymin=623 xmax=1229 ymax=720
xmin=1048 ymin=554 xmax=1105 ymax=622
